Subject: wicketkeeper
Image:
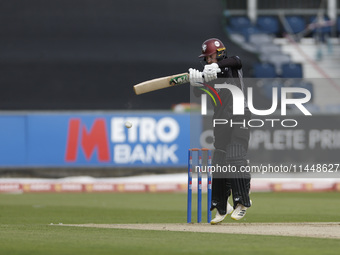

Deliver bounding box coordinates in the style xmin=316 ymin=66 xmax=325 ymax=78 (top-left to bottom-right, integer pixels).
xmin=189 ymin=38 xmax=252 ymax=224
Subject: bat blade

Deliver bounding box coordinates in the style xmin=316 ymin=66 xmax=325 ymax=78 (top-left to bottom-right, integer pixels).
xmin=133 ymin=73 xmax=189 ymax=95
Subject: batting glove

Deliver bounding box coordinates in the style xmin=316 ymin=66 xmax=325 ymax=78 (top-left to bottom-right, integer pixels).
xmin=203 ymin=63 xmax=221 ymax=82
xmin=189 ymin=68 xmax=204 ymax=87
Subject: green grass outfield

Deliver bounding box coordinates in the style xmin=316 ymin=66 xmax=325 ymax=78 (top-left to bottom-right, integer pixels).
xmin=0 ymin=192 xmax=340 ymax=255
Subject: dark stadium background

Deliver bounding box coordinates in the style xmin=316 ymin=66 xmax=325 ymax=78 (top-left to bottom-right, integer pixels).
xmin=0 ymin=0 xmax=258 ymax=110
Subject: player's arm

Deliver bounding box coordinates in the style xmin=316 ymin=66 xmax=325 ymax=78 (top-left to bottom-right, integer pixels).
xmin=217 ymin=56 xmax=242 ymax=70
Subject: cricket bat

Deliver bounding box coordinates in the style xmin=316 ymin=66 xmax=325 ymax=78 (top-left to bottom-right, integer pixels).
xmin=133 ymin=73 xmax=189 ymax=95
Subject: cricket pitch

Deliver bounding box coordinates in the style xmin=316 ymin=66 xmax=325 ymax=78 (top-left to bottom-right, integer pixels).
xmin=60 ymin=222 xmax=340 ymax=239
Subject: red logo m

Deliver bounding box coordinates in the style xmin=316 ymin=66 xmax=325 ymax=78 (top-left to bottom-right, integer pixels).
xmin=65 ymin=118 xmax=110 ymax=162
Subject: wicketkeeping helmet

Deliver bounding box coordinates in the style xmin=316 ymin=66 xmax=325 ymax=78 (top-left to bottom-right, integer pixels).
xmin=199 ymin=38 xmax=226 ymax=60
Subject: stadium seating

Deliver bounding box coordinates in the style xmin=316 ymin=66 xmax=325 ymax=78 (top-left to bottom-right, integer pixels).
xmin=258 ymin=43 xmax=281 ymax=54
xmin=266 ymin=53 xmax=291 ymax=75
xmin=241 ymin=26 xmax=263 ymax=42
xmin=258 ymin=43 xmax=282 ymax=62
xmin=253 ymin=63 xmax=277 ymax=78
xmin=285 ymin=16 xmax=306 ymax=34
xmin=226 ymin=15 xmax=252 ymax=34
xmin=229 ymin=15 xmax=252 ymax=29
xmin=281 ymin=63 xmax=303 ymax=78
xmin=226 ymin=15 xmax=267 ymax=43
xmin=309 ymin=15 xmax=332 ymax=33
xmin=308 ymin=15 xmax=332 ymax=42
xmin=249 ymin=33 xmax=274 ymax=45
xmin=256 ymin=16 xmax=280 ymax=35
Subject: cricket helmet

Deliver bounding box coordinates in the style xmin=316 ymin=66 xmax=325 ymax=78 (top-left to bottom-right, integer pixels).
xmin=199 ymin=38 xmax=226 ymax=59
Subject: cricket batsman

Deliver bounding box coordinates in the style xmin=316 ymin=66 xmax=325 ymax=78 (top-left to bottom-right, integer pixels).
xmin=189 ymin=38 xmax=252 ymax=224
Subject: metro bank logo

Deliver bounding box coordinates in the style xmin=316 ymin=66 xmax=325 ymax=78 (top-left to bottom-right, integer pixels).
xmin=64 ymin=116 xmax=184 ymax=165
xmin=65 ymin=118 xmax=110 ymax=162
